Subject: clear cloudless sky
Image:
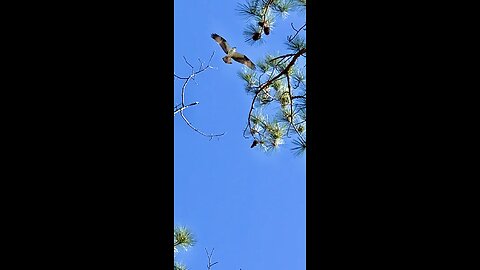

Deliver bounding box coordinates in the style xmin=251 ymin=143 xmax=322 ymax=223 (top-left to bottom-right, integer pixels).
xmin=174 ymin=1 xmax=306 ymax=269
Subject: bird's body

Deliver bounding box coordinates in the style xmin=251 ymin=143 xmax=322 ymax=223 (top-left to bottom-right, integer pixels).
xmin=211 ymin=33 xmax=256 ymax=70
xmin=222 ymin=47 xmax=236 ymax=64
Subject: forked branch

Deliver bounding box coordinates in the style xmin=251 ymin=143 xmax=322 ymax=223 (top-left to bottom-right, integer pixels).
xmin=174 ymin=52 xmax=225 ymax=139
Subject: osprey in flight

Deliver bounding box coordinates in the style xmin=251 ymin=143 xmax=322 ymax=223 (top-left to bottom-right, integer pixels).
xmin=211 ymin=33 xmax=256 ymax=70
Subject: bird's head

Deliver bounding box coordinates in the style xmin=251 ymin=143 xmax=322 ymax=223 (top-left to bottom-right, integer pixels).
xmin=227 ymin=47 xmax=237 ymax=56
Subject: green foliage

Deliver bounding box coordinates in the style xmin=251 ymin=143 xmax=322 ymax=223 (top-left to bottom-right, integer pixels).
xmin=239 ymin=55 xmax=306 ymax=154
xmin=174 ymin=262 xmax=188 ymax=270
xmin=271 ymin=0 xmax=295 ymax=18
xmin=291 ymin=137 xmax=306 ymax=156
xmin=286 ymin=35 xmax=306 ymax=51
xmin=236 ymin=0 xmax=261 ymax=19
xmin=237 ymin=0 xmax=305 ymax=42
xmin=291 ymin=68 xmax=305 ymax=88
xmin=237 ymin=69 xmax=258 ymax=94
xmin=275 ymin=85 xmax=291 ymax=107
xmin=174 ymin=226 xmax=196 ymax=252
xmin=174 ymin=226 xmax=195 ymax=269
xmin=237 ymin=0 xmax=306 ymax=155
xmin=292 ymin=0 xmax=306 ymax=10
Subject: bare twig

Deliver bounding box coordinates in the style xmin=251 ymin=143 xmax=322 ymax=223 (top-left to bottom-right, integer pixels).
xmin=174 ymin=52 xmax=225 ymax=138
xmin=205 ymin=248 xmax=219 ymax=270
xmin=288 ymin=23 xmax=306 ymax=42
xmin=179 ymin=110 xmax=225 ymax=139
xmin=174 ymin=74 xmax=189 ymax=80
xmin=291 ymin=95 xmax=306 ymax=100
xmin=268 ymin=53 xmax=297 ymax=63
xmin=174 ymin=102 xmax=199 ymax=115
xmin=183 ymin=56 xmax=194 ymax=70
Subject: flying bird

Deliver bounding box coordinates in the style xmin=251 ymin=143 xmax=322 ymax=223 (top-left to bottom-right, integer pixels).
xmin=211 ymin=33 xmax=256 ymax=70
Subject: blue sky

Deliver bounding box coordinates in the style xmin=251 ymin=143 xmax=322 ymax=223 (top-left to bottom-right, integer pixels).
xmin=174 ymin=1 xmax=306 ymax=269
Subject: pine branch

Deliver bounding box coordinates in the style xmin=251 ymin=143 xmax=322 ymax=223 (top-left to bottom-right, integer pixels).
xmin=244 ymin=47 xmax=305 ymax=147
xmin=237 ymin=0 xmax=306 ymax=153
xmin=286 ymin=35 xmax=306 ymax=51
xmin=286 ymin=74 xmax=306 ymax=146
xmin=271 ymin=0 xmax=295 ymax=18
xmin=291 ymin=137 xmax=306 ymax=156
xmin=236 ymin=1 xmax=261 ymax=19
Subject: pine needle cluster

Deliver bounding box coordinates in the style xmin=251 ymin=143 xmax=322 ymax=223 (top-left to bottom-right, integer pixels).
xmin=174 ymin=226 xmax=196 ymax=270
xmin=237 ymin=0 xmax=306 ymax=43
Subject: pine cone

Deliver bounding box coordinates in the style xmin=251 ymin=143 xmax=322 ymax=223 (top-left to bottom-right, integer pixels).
xmin=264 ymin=26 xmax=270 ymax=35
xmin=252 ymin=32 xmax=262 ymax=41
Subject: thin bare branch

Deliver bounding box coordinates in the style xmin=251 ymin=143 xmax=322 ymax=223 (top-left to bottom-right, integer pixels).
xmin=268 ymin=53 xmax=297 ymax=63
xmin=174 ymin=74 xmax=189 ymax=80
xmin=174 ymin=102 xmax=199 ymax=115
xmin=291 ymin=95 xmax=306 ymax=99
xmin=207 ymin=50 xmax=215 ymax=65
xmin=174 ymin=52 xmax=225 ymax=138
xmin=183 ymin=56 xmax=194 ymax=70
xmin=288 ymin=23 xmax=306 ymax=42
xmin=179 ymin=110 xmax=225 ymax=139
xmin=205 ymin=248 xmax=219 ymax=270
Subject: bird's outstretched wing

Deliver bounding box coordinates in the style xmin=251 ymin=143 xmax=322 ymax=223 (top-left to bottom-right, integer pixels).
xmin=211 ymin=33 xmax=231 ymax=54
xmin=232 ymin=52 xmax=256 ymax=70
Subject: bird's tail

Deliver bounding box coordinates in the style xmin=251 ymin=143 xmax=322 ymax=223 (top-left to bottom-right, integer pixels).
xmin=222 ymin=56 xmax=232 ymax=64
